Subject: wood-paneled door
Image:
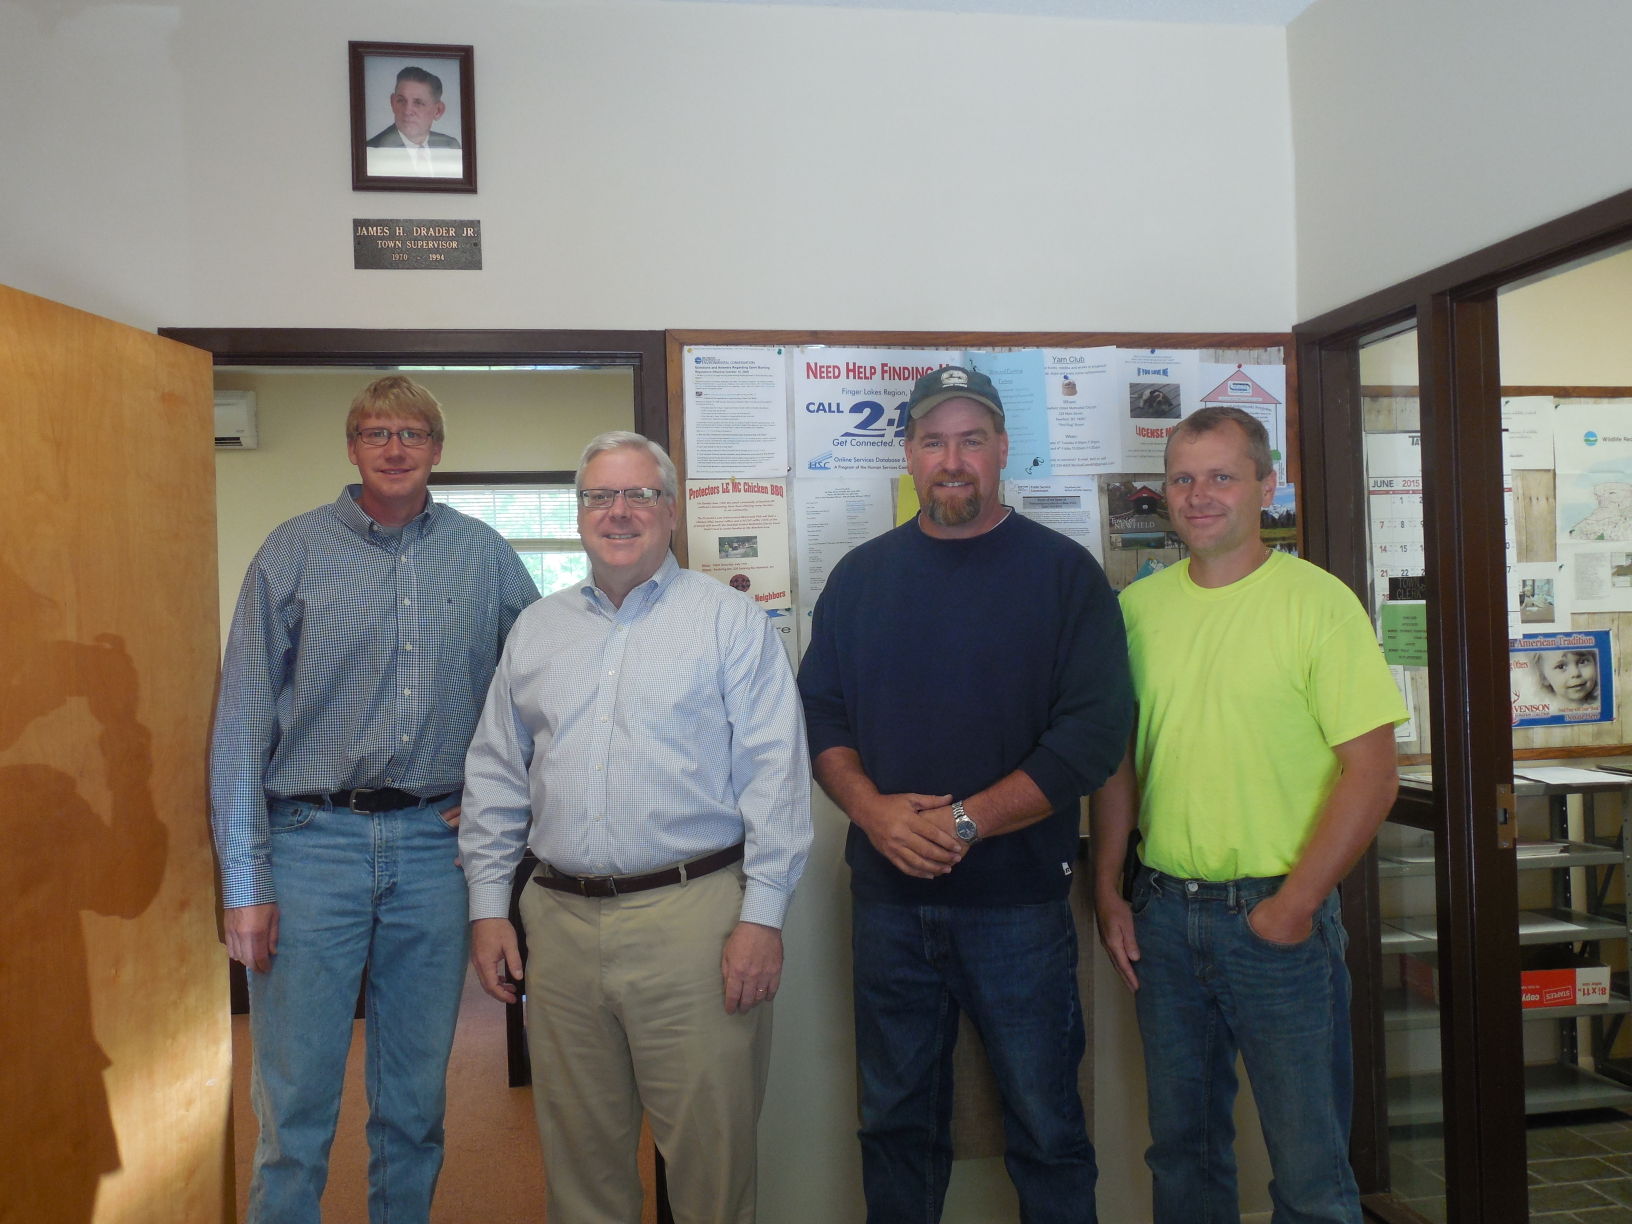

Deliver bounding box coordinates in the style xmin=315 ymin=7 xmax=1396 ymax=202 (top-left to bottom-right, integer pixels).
xmin=0 ymin=284 xmax=227 ymax=1223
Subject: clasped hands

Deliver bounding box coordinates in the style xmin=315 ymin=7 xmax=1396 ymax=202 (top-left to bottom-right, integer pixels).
xmin=852 ymin=791 xmax=964 ymax=879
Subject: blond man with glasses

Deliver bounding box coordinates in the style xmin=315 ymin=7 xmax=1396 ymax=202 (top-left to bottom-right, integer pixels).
xmin=211 ymin=375 xmax=538 ymax=1224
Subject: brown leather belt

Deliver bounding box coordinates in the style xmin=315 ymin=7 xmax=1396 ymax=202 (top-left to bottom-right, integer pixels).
xmin=290 ymin=788 xmax=455 ymax=814
xmin=533 ymin=843 xmax=744 ymax=898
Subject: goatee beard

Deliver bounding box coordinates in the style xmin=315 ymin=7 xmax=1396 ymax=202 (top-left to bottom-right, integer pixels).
xmin=925 ymin=487 xmax=982 ymax=528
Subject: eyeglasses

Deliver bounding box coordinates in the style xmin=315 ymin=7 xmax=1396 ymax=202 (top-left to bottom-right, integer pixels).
xmin=353 ymin=427 xmax=435 ymax=448
xmin=578 ymin=487 xmax=664 ymax=510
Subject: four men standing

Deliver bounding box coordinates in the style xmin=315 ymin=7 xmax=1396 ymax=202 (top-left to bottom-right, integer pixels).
xmin=211 ymin=376 xmax=538 ymax=1222
xmin=214 ymin=375 xmax=1402 ymax=1221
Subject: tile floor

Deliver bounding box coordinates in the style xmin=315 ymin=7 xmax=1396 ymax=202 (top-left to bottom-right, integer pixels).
xmin=1390 ymin=1109 xmax=1632 ymax=1222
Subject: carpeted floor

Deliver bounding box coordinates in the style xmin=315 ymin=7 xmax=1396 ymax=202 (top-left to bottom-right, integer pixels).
xmin=231 ymin=968 xmax=658 ymax=1222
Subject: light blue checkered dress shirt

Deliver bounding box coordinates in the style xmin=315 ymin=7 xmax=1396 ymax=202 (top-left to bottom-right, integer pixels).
xmin=210 ymin=487 xmax=539 ymax=908
xmin=461 ymin=553 xmax=813 ymax=929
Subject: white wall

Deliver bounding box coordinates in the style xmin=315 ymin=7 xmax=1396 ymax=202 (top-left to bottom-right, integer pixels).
xmin=1288 ymin=0 xmax=1632 ymax=321
xmin=0 ymin=0 xmax=1293 ymax=334
xmin=0 ymin=2 xmax=1303 ymax=1220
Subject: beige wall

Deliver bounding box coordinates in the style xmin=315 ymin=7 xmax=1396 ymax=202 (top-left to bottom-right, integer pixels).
xmin=213 ymin=368 xmax=632 ymax=645
xmin=1289 ymin=0 xmax=1632 ymax=321
xmin=1500 ymin=244 xmax=1632 ymax=386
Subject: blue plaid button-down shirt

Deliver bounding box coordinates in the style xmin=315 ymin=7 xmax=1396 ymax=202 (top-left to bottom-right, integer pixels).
xmin=210 ymin=486 xmax=538 ymax=908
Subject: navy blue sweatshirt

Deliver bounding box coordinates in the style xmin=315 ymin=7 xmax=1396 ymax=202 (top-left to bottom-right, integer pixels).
xmin=798 ymin=511 xmax=1133 ymax=906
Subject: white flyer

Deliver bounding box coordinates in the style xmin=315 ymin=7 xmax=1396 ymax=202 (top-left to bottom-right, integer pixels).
xmin=681 ymin=346 xmax=789 ymax=478
xmin=1006 ymin=477 xmax=1105 ymax=562
xmin=1042 ymin=348 xmax=1121 ymax=473
xmin=791 ymin=478 xmax=896 ymax=605
xmin=1509 ymin=561 xmax=1571 ymax=636
xmin=1501 ymin=396 xmax=1555 ymax=470
xmin=1554 ymin=401 xmax=1632 ymax=612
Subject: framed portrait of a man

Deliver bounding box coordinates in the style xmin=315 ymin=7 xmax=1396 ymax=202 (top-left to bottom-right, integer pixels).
xmin=350 ymin=41 xmax=477 ymax=193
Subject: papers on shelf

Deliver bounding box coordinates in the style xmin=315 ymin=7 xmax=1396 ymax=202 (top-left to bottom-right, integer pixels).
xmin=1514 ymin=840 xmax=1571 ymax=858
xmin=1515 ymin=766 xmax=1632 ymax=785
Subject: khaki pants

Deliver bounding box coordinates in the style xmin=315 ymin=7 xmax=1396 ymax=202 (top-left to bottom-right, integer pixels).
xmin=519 ymin=863 xmax=771 ymax=1224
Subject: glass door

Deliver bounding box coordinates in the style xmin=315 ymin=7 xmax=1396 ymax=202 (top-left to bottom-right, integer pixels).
xmin=1355 ymin=323 xmax=1452 ymax=1222
xmin=1303 ymin=296 xmax=1531 ymax=1224
xmin=1498 ymin=246 xmax=1632 ymax=1216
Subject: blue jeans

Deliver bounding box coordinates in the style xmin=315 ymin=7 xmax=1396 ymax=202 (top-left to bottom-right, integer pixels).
xmin=1131 ymin=868 xmax=1360 ymax=1224
xmin=851 ymin=897 xmax=1097 ymax=1224
xmin=246 ymin=795 xmax=469 ymax=1224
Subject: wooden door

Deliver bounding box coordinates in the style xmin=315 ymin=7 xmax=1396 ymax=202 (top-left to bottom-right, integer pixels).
xmin=0 ymin=284 xmax=227 ymax=1223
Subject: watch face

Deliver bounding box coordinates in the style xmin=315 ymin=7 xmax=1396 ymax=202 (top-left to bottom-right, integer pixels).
xmin=955 ymin=815 xmax=978 ymax=842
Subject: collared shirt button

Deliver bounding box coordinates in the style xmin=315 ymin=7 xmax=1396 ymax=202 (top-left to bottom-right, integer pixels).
xmin=403 ymin=642 xmax=414 ymax=651
xmin=403 ymin=688 xmax=412 ymax=696
xmin=594 ymin=764 xmax=603 ymax=772
xmin=401 ymin=734 xmax=411 ymax=743
xmin=402 ymin=598 xmax=412 ymax=606
xmin=607 ymin=669 xmax=616 ymax=676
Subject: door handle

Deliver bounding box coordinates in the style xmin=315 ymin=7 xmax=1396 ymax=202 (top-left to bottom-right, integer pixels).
xmin=1494 ymin=782 xmax=1516 ymax=850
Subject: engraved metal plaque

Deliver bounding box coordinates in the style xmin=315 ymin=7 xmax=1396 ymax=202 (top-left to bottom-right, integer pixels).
xmin=353 ymin=219 xmax=482 ymax=270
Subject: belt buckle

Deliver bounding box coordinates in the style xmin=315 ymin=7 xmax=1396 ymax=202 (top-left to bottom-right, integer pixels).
xmin=578 ymin=874 xmax=617 ymax=898
xmin=348 ymin=789 xmax=376 ymax=813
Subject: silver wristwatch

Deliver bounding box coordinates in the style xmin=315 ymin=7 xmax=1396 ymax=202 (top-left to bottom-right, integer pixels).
xmin=952 ymin=800 xmax=980 ymax=845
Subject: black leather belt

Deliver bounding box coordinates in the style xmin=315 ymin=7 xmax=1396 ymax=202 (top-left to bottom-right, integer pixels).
xmin=534 ymin=843 xmax=744 ymax=898
xmin=290 ymin=788 xmax=455 ymax=814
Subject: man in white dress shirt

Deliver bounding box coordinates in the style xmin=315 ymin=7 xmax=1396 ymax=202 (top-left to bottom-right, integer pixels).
xmin=460 ymin=431 xmax=813 ymax=1224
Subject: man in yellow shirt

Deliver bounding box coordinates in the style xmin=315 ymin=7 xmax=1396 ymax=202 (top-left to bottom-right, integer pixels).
xmin=1093 ymin=406 xmax=1406 ymax=1224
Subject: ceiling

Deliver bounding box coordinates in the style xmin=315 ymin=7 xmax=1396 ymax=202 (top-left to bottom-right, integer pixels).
xmin=652 ymin=0 xmax=1319 ymax=25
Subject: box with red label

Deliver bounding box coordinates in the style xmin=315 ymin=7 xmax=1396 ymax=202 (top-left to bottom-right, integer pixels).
xmin=1520 ymin=951 xmax=1611 ymax=1009
xmin=1401 ymin=951 xmax=1610 ymax=1008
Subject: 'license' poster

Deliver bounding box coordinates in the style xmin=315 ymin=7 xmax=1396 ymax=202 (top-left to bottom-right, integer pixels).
xmin=1120 ymin=348 xmax=1199 ymax=470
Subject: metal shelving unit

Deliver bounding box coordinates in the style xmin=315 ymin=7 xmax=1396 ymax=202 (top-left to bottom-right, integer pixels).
xmin=1379 ymin=769 xmax=1632 ymax=1120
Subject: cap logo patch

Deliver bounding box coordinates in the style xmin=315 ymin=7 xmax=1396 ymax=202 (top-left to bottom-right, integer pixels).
xmin=940 ymin=369 xmax=969 ymax=389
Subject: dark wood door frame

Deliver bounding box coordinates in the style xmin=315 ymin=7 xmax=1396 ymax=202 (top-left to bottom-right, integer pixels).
xmin=1297 ymin=185 xmax=1632 ymax=1223
xmin=156 ymin=327 xmax=670 ymax=449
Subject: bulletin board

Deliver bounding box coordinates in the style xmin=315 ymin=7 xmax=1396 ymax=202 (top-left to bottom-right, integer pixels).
xmin=664 ymin=328 xmax=1295 ymax=611
xmin=1366 ymin=384 xmax=1632 ymax=759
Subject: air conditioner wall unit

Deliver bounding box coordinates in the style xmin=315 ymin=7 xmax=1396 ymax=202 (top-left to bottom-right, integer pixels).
xmin=215 ymin=390 xmax=259 ymax=450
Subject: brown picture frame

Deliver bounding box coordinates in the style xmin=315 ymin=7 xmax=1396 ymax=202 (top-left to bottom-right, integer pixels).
xmin=349 ymin=41 xmax=477 ymax=194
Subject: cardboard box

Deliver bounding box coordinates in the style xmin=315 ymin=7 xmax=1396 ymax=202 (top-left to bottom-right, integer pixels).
xmin=1521 ymin=958 xmax=1610 ymax=1008
xmin=1401 ymin=951 xmax=1610 ymax=1009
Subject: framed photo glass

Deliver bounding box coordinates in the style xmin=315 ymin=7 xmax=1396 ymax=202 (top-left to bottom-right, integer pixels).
xmin=350 ymin=41 xmax=476 ymax=193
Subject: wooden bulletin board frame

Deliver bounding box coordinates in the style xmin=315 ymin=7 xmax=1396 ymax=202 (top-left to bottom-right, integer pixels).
xmin=664 ymin=329 xmax=1297 ymax=569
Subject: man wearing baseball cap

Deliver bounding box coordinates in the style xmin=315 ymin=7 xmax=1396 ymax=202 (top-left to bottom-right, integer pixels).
xmin=799 ymin=366 xmax=1133 ymax=1222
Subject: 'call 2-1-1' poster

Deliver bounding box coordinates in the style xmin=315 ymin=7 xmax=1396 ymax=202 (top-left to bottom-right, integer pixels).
xmin=1510 ymin=630 xmax=1614 ymax=728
